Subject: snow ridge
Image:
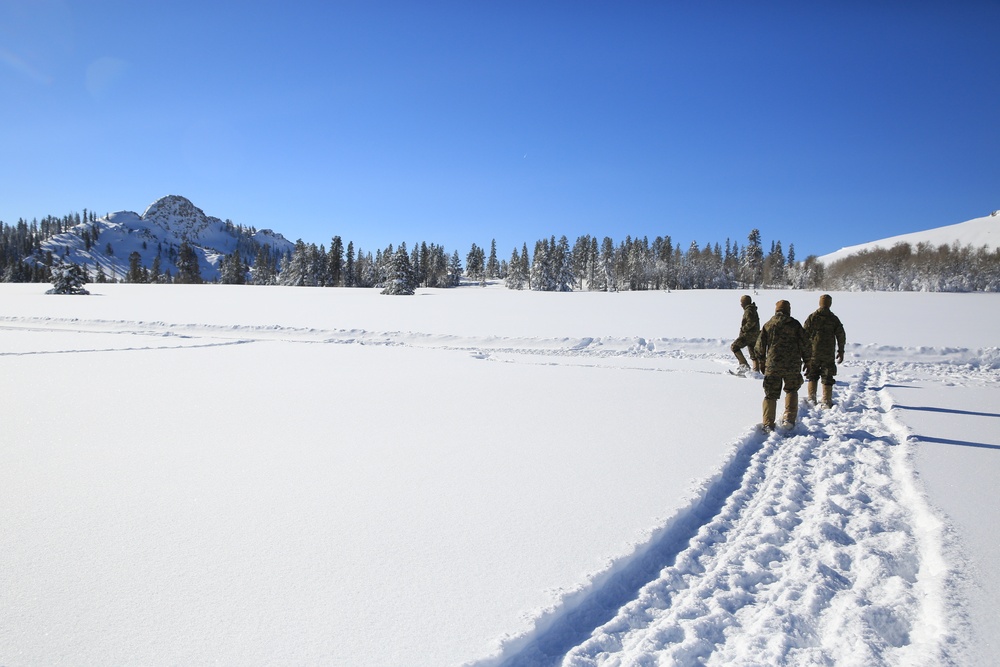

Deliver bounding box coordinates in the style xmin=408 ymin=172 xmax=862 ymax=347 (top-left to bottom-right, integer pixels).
xmin=476 ymin=363 xmax=961 ymax=666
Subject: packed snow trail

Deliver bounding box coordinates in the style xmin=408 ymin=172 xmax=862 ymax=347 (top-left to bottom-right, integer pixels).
xmin=489 ymin=362 xmax=957 ymax=666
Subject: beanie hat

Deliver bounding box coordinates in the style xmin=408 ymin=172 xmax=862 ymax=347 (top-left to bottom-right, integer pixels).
xmin=775 ymin=300 xmax=791 ymax=315
xmin=819 ymin=294 xmax=832 ymax=308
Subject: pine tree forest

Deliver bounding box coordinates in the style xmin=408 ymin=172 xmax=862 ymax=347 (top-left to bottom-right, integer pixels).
xmin=4 ymin=209 xmax=999 ymax=293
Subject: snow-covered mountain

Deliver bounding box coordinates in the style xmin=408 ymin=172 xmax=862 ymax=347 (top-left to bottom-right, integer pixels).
xmin=38 ymin=195 xmax=295 ymax=281
xmin=818 ymin=209 xmax=1000 ymax=265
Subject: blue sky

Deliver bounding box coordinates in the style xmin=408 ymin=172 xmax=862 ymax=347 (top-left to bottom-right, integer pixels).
xmin=2 ymin=1 xmax=998 ymax=260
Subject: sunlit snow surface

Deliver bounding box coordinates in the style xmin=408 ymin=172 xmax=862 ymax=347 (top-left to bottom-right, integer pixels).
xmin=1 ymin=284 xmax=997 ymax=666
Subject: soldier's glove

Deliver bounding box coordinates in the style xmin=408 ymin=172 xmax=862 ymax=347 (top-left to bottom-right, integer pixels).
xmin=836 ymin=350 xmax=844 ymax=364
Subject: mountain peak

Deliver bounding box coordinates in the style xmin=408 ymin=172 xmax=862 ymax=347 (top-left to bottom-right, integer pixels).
xmin=36 ymin=195 xmax=294 ymax=282
xmin=141 ymin=195 xmax=207 ymax=227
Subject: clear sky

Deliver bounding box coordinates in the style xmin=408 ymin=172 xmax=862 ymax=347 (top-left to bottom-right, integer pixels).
xmin=2 ymin=0 xmax=998 ymax=260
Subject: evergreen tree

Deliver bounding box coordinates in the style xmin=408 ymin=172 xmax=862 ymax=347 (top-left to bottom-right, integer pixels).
xmin=486 ymin=239 xmax=500 ymax=279
xmin=448 ymin=250 xmax=463 ymax=286
xmin=466 ymin=243 xmax=485 ymax=282
xmin=504 ymin=247 xmax=526 ymax=289
xmin=520 ymin=243 xmax=530 ymax=289
xmin=221 ymin=249 xmax=247 ymax=285
xmin=46 ymin=262 xmax=90 ymax=295
xmin=357 ymin=248 xmax=376 ymax=287
xmin=588 ymin=236 xmax=599 ymax=290
xmin=600 ymin=236 xmax=616 ymax=292
xmin=381 ymin=245 xmax=416 ymax=295
xmin=375 ymin=244 xmax=393 ymax=287
xmin=572 ymin=235 xmax=591 ymax=289
xmin=555 ymin=235 xmax=574 ymax=291
xmin=251 ymin=245 xmax=276 ymax=285
xmin=345 ymin=241 xmax=356 ymax=287
xmin=410 ymin=243 xmax=422 ymax=286
xmin=765 ymin=240 xmax=785 ymax=286
xmin=279 ymin=240 xmax=310 ymax=286
xmin=416 ymin=242 xmax=429 ymax=287
xmin=744 ymin=229 xmax=764 ymax=289
xmin=313 ymin=244 xmax=329 ymax=286
xmin=530 ymin=238 xmax=551 ymax=290
xmin=150 ymin=255 xmax=162 ymax=283
xmin=176 ymin=240 xmax=203 ymax=284
xmin=328 ymin=236 xmax=344 ymax=286
xmin=126 ymin=251 xmax=144 ymax=283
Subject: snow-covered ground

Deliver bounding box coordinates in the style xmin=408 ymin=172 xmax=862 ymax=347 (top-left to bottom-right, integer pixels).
xmin=1 ymin=284 xmax=997 ymax=666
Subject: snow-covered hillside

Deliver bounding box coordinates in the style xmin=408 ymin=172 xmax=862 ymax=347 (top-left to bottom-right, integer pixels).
xmin=1 ymin=285 xmax=997 ymax=666
xmin=36 ymin=195 xmax=294 ymax=281
xmin=818 ymin=210 xmax=1000 ymax=266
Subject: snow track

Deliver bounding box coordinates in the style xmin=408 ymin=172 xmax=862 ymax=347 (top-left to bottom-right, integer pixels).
xmin=485 ymin=363 xmax=958 ymax=667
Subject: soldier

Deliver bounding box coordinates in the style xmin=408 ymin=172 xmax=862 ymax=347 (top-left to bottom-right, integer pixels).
xmin=803 ymin=294 xmax=847 ymax=408
xmin=730 ymin=295 xmax=760 ymax=373
xmin=754 ymin=300 xmax=810 ymax=431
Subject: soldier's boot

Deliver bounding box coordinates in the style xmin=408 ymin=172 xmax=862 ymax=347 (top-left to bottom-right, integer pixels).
xmin=734 ymin=349 xmax=749 ymax=370
xmin=782 ymin=391 xmax=799 ymax=428
xmin=762 ymin=398 xmax=777 ymax=432
xmin=807 ymin=380 xmax=818 ymax=405
xmin=822 ymin=383 xmax=834 ymax=409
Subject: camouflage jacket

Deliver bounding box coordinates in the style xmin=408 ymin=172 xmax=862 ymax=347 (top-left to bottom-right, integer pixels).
xmin=754 ymin=312 xmax=809 ymax=376
xmin=803 ymin=307 xmax=846 ymax=364
xmin=740 ymin=302 xmax=760 ymax=338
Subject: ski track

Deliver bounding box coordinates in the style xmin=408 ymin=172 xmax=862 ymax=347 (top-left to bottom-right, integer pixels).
xmin=1 ymin=315 xmax=973 ymax=666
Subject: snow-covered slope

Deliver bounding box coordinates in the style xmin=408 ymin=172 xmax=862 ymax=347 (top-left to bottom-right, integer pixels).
xmin=818 ymin=210 xmax=1000 ymax=266
xmin=37 ymin=195 xmax=294 ymax=281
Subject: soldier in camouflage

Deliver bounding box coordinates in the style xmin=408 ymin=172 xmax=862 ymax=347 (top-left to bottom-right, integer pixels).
xmin=754 ymin=300 xmax=810 ymax=431
xmin=803 ymin=294 xmax=846 ymax=408
xmin=730 ymin=295 xmax=760 ymax=373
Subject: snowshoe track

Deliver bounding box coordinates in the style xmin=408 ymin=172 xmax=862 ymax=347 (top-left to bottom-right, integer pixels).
xmin=493 ymin=362 xmax=957 ymax=667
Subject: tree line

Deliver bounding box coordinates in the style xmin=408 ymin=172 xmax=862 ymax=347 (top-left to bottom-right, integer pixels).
xmin=256 ymin=230 xmax=819 ymax=293
xmin=0 ymin=211 xmax=99 ymax=282
xmin=4 ymin=207 xmax=998 ymax=292
xmin=821 ymin=241 xmax=1000 ymax=292
xmin=4 ymin=211 xmax=813 ymax=292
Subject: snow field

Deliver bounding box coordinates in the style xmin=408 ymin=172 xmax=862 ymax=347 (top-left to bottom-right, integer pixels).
xmin=1 ymin=284 xmax=997 ymax=666
xmin=1 ymin=299 xmax=756 ymax=665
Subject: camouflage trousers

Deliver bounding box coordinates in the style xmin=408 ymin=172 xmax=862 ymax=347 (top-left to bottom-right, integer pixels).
xmin=763 ymin=373 xmax=804 ymax=400
xmin=731 ymin=334 xmax=759 ymax=358
xmin=805 ymin=359 xmax=838 ymax=386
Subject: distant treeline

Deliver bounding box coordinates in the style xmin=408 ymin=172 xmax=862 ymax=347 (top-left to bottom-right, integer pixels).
xmin=272 ymin=230 xmax=815 ymax=293
xmin=3 ymin=209 xmax=998 ymax=292
xmin=0 ymin=212 xmax=93 ymax=282
xmin=822 ymin=241 xmax=1000 ymax=292
xmin=1 ymin=212 xmax=810 ymax=291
